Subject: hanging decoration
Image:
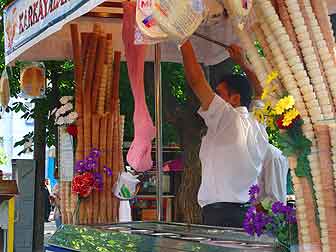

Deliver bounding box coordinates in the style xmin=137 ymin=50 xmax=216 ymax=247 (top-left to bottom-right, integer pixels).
xmin=0 ymin=69 xmax=10 ymax=109
xmin=19 ymin=62 xmax=46 ymax=98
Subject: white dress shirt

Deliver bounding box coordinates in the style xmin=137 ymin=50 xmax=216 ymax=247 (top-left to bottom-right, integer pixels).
xmin=198 ymin=95 xmax=269 ymax=207
xmin=258 ymin=144 xmax=289 ymax=203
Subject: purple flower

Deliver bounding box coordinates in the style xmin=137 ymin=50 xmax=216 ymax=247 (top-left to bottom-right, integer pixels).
xmin=93 ymin=172 xmax=103 ymax=181
xmin=104 ymin=166 xmax=113 ymax=176
xmin=89 ymin=148 xmax=100 ymax=159
xmin=75 ymin=160 xmax=86 ymax=173
xmin=243 ymin=205 xmax=273 ymax=237
xmin=93 ymin=172 xmax=103 ymax=191
xmin=243 ymin=219 xmax=255 ymax=236
xmin=243 ymin=207 xmax=257 ymax=236
xmin=271 ymin=202 xmax=284 ymax=214
xmin=280 ymin=205 xmax=290 ymax=214
xmin=271 ymin=202 xmax=296 ymax=223
xmin=246 ymin=206 xmax=256 ymax=217
xmin=86 ymin=157 xmax=98 ymax=170
xmin=248 ymin=184 xmax=260 ymax=203
xmin=254 ymin=212 xmax=272 ymax=236
xmin=281 ymin=205 xmax=296 ymax=224
xmin=287 ymin=214 xmax=297 ymax=224
xmin=249 ymin=184 xmax=260 ymax=196
xmin=249 ymin=196 xmax=257 ymax=204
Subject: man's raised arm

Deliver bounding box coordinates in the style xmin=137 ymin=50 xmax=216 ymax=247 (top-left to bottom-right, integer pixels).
xmin=180 ymin=40 xmax=215 ymax=110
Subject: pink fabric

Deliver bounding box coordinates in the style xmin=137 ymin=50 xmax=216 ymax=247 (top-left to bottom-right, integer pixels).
xmin=123 ymin=2 xmax=156 ymax=172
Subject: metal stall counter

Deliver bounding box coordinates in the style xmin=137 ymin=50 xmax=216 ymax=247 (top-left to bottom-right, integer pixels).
xmin=46 ymin=222 xmax=280 ymax=252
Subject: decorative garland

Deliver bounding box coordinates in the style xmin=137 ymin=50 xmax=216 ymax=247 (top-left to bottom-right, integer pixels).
xmin=303 ymin=0 xmax=336 ymax=110
xmin=285 ymin=0 xmax=333 ymax=120
xmin=255 ymin=0 xmax=322 ymax=124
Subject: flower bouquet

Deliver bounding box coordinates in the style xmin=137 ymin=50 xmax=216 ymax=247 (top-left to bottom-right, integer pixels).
xmin=50 ymin=96 xmax=78 ymax=136
xmin=72 ymin=148 xmax=112 ymax=222
xmin=244 ymin=185 xmax=298 ymax=252
xmin=254 ymin=72 xmax=312 ymax=177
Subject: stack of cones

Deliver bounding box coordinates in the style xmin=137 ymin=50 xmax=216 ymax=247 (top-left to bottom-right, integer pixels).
xmin=59 ymin=23 xmax=124 ymax=225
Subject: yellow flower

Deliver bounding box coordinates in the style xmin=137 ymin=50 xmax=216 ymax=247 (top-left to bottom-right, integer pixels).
xmin=261 ymin=86 xmax=270 ymax=101
xmin=261 ymin=84 xmax=277 ymax=101
xmin=253 ymin=101 xmax=274 ymax=124
xmin=282 ymin=108 xmax=300 ymax=126
xmin=274 ymin=96 xmax=295 ymax=115
xmin=253 ymin=108 xmax=265 ymax=124
xmin=267 ymin=117 xmax=277 ymax=131
xmin=266 ymin=71 xmax=279 ymax=85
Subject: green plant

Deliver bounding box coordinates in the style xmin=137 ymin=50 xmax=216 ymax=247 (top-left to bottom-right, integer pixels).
xmin=0 ymin=147 xmax=7 ymax=166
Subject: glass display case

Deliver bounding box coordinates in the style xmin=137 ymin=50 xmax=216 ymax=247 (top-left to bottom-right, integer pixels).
xmin=46 ymin=222 xmax=280 ymax=252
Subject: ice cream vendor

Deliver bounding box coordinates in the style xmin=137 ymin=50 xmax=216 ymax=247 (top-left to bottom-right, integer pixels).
xmin=180 ymin=40 xmax=269 ymax=228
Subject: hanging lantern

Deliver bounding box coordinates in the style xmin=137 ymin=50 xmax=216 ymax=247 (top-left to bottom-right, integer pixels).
xmin=20 ymin=62 xmax=46 ymax=98
xmin=0 ymin=69 xmax=10 ymax=108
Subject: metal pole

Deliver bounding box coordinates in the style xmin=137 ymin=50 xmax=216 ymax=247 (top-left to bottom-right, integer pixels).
xmin=154 ymin=43 xmax=163 ymax=222
xmin=193 ymin=32 xmax=229 ymax=49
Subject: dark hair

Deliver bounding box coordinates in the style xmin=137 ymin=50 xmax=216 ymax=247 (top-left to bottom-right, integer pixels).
xmin=216 ymin=74 xmax=252 ymax=108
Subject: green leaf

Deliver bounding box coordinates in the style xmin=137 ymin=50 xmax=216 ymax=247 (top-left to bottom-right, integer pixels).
xmin=0 ymin=148 xmax=7 ymax=165
xmin=261 ymin=198 xmax=273 ymax=211
xmin=14 ymin=139 xmax=26 ymax=147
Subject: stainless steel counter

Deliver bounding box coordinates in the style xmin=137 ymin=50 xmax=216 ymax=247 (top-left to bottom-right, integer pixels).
xmin=47 ymin=222 xmax=280 ymax=252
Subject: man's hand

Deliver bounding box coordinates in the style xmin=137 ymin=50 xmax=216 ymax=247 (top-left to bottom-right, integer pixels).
xmin=227 ymin=44 xmax=248 ymax=67
xmin=227 ymin=44 xmax=263 ymax=99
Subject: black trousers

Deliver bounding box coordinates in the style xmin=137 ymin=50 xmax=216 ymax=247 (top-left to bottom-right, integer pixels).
xmin=202 ymin=202 xmax=248 ymax=228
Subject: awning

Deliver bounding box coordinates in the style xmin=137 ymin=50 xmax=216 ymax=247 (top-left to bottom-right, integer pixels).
xmin=4 ymin=0 xmax=107 ymax=64
xmin=3 ymin=0 xmax=336 ymax=66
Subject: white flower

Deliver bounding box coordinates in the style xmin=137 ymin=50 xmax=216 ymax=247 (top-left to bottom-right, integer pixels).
xmin=24 ymin=138 xmax=33 ymax=149
xmin=55 ymin=108 xmax=61 ymax=118
xmin=63 ymin=103 xmax=73 ymax=113
xmin=56 ymin=116 xmax=65 ymax=125
xmin=63 ymin=117 xmax=71 ymax=125
xmin=67 ymin=111 xmax=78 ymax=121
xmin=58 ymin=106 xmax=66 ymax=115
xmin=57 ymin=103 xmax=72 ymax=116
xmin=59 ymin=96 xmax=73 ymax=105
